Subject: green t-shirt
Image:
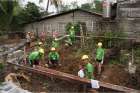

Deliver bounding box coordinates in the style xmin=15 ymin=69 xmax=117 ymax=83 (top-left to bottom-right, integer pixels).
xmin=96 ymin=47 xmax=104 ymax=60
xmin=29 ymin=51 xmax=40 ymax=61
xmin=70 ymin=30 xmax=75 ymax=36
xmin=85 ymin=63 xmax=94 ymax=73
xmin=48 ymin=51 xmax=59 ymax=60
xmin=69 ymin=28 xmax=75 ymax=37
xmin=52 ymin=41 xmax=59 ymax=48
xmin=85 ymin=63 xmax=94 ymax=79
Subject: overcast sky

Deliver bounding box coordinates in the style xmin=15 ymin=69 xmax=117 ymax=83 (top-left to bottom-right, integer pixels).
xmin=21 ymin=0 xmax=116 ymax=12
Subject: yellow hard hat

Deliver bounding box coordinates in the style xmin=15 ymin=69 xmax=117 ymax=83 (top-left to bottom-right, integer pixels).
xmin=71 ymin=26 xmax=74 ymax=29
xmin=38 ymin=42 xmax=43 ymax=45
xmin=81 ymin=55 xmax=89 ymax=60
xmin=51 ymin=47 xmax=56 ymax=51
xmin=54 ymin=38 xmax=58 ymax=41
xmin=39 ymin=48 xmax=44 ymax=54
xmin=98 ymin=42 xmax=102 ymax=46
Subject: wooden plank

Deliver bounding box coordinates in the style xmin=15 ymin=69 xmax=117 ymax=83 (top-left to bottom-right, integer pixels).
xmin=7 ymin=62 xmax=139 ymax=93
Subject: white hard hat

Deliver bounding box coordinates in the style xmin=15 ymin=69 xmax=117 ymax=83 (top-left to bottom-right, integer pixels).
xmin=81 ymin=55 xmax=89 ymax=60
xmin=51 ymin=47 xmax=56 ymax=51
xmin=38 ymin=42 xmax=43 ymax=45
xmin=98 ymin=42 xmax=102 ymax=46
xmin=54 ymin=38 xmax=58 ymax=41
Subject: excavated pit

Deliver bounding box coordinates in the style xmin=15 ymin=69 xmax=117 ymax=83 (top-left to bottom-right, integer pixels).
xmin=0 ymin=39 xmax=140 ymax=92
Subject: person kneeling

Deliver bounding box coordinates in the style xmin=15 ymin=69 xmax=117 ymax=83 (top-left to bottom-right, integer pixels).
xmin=28 ymin=48 xmax=40 ymax=68
xmin=48 ymin=47 xmax=60 ymax=67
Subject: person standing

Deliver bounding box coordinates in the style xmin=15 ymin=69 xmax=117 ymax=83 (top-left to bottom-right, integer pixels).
xmin=65 ymin=26 xmax=76 ymax=46
xmin=96 ymin=42 xmax=105 ymax=74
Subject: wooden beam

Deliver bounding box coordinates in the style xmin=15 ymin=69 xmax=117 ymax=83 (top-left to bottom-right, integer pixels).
xmin=7 ymin=62 xmax=139 ymax=93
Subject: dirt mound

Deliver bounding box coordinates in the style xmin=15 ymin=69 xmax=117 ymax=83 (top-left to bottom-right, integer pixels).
xmin=100 ymin=65 xmax=128 ymax=84
xmin=100 ymin=64 xmax=140 ymax=89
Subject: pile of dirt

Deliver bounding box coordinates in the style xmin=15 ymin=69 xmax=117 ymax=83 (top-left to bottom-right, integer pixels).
xmin=100 ymin=65 xmax=129 ymax=85
xmin=100 ymin=64 xmax=140 ymax=89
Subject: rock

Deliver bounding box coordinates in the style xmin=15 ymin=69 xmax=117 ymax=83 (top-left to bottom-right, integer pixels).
xmin=0 ymin=81 xmax=32 ymax=93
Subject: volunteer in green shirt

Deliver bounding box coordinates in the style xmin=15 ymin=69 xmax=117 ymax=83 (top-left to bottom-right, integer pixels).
xmin=81 ymin=55 xmax=94 ymax=79
xmin=52 ymin=38 xmax=59 ymax=48
xmin=66 ymin=26 xmax=75 ymax=45
xmin=48 ymin=47 xmax=60 ymax=66
xmin=29 ymin=49 xmax=40 ymax=67
xmin=96 ymin=42 xmax=105 ymax=74
xmin=38 ymin=42 xmax=45 ymax=58
xmin=69 ymin=26 xmax=75 ymax=42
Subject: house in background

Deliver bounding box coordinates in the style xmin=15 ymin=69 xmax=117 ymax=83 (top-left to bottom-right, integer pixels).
xmin=24 ymin=9 xmax=103 ymax=36
xmin=24 ymin=0 xmax=140 ymax=40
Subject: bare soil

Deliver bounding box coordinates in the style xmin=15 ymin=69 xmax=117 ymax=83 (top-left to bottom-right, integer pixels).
xmin=2 ymin=39 xmax=140 ymax=92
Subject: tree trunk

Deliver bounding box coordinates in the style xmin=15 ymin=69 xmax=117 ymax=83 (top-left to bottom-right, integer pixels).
xmin=46 ymin=0 xmax=50 ymax=12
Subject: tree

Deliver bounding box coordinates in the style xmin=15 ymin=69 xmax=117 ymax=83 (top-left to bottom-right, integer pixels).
xmin=71 ymin=1 xmax=79 ymax=9
xmin=0 ymin=0 xmax=20 ymax=32
xmin=81 ymin=3 xmax=92 ymax=10
xmin=18 ymin=2 xmax=41 ymax=24
xmin=94 ymin=0 xmax=103 ymax=13
xmin=81 ymin=1 xmax=103 ymax=13
xmin=0 ymin=1 xmax=41 ymax=33
xmin=59 ymin=4 xmax=71 ymax=12
xmin=39 ymin=0 xmax=62 ymax=13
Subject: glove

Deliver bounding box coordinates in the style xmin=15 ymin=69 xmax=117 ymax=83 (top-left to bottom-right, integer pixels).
xmin=101 ymin=60 xmax=104 ymax=64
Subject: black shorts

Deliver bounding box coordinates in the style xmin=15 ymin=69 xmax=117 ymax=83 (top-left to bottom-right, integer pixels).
xmin=50 ymin=60 xmax=58 ymax=65
xmin=96 ymin=59 xmax=102 ymax=63
xmin=34 ymin=60 xmax=39 ymax=65
xmin=29 ymin=60 xmax=39 ymax=66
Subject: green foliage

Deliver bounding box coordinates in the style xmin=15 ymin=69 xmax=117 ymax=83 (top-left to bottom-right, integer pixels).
xmin=60 ymin=4 xmax=71 ymax=12
xmin=81 ymin=1 xmax=103 ymax=13
xmin=91 ymin=31 xmax=127 ymax=48
xmin=0 ymin=0 xmax=19 ymax=31
xmin=134 ymin=48 xmax=140 ymax=57
xmin=109 ymin=59 xmax=118 ymax=65
xmin=94 ymin=0 xmax=103 ymax=13
xmin=74 ymin=22 xmax=80 ymax=34
xmin=65 ymin=22 xmax=73 ymax=34
xmin=17 ymin=2 xmax=41 ymax=24
xmin=81 ymin=3 xmax=91 ymax=10
xmin=70 ymin=1 xmax=79 ymax=9
xmin=65 ymin=22 xmax=80 ymax=34
xmin=0 ymin=1 xmax=41 ymax=32
xmin=134 ymin=46 xmax=140 ymax=64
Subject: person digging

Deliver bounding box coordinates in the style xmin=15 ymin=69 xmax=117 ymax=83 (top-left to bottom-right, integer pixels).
xmin=28 ymin=48 xmax=40 ymax=68
xmin=48 ymin=47 xmax=60 ymax=67
xmin=81 ymin=55 xmax=95 ymax=79
xmin=38 ymin=42 xmax=45 ymax=65
xmin=96 ymin=42 xmax=105 ymax=75
xmin=52 ymin=38 xmax=59 ymax=49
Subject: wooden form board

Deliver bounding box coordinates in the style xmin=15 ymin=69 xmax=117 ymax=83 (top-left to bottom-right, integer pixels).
xmin=7 ymin=62 xmax=139 ymax=93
